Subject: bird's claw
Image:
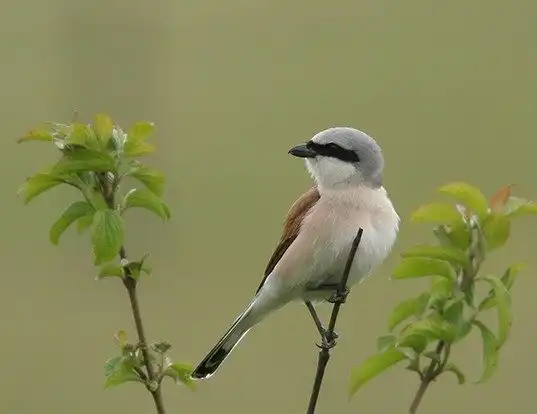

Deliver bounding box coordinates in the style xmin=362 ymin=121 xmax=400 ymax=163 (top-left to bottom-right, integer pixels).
xmin=316 ymin=335 xmax=337 ymax=350
xmin=327 ymin=287 xmax=350 ymax=304
xmin=321 ymin=329 xmax=339 ymax=340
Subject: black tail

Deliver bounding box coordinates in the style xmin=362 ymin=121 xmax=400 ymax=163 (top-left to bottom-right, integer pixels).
xmin=191 ymin=307 xmax=253 ymax=380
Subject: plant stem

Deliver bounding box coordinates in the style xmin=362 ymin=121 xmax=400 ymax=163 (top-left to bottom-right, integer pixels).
xmin=409 ymin=377 xmax=432 ymax=414
xmin=121 ymin=247 xmax=167 ymax=414
xmin=408 ymin=341 xmax=445 ymax=414
xmin=306 ymin=228 xmax=364 ymax=414
xmin=101 ymin=177 xmax=166 ymax=414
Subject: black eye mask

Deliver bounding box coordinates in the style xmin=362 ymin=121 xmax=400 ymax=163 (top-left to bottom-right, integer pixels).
xmin=306 ymin=141 xmax=360 ymax=163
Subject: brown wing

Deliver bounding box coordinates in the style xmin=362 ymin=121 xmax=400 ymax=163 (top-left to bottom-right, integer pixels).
xmin=255 ymin=186 xmax=321 ymax=294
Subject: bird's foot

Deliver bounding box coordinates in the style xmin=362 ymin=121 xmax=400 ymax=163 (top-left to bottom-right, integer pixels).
xmin=316 ymin=331 xmax=338 ymax=350
xmin=326 ymin=286 xmax=350 ymax=304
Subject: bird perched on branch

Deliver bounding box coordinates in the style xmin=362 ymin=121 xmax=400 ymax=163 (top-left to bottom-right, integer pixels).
xmin=191 ymin=127 xmax=400 ymax=380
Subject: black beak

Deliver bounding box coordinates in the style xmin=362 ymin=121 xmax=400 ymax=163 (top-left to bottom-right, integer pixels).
xmin=288 ymin=143 xmax=317 ymax=158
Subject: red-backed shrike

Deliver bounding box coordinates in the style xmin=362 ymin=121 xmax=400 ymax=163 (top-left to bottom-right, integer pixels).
xmin=191 ymin=127 xmax=399 ymax=379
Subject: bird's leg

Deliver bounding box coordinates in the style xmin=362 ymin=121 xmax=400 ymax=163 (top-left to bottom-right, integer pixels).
xmin=304 ymin=300 xmax=339 ymax=349
xmin=305 ymin=301 xmax=329 ymax=337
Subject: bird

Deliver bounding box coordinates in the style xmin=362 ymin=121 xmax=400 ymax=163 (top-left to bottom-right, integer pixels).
xmin=190 ymin=127 xmax=400 ymax=380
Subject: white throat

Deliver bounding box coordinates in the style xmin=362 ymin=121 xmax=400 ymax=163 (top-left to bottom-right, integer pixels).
xmin=305 ymin=157 xmax=379 ymax=191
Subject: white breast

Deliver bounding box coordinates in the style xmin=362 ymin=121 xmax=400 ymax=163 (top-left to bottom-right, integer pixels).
xmin=299 ymin=186 xmax=399 ymax=296
xmin=260 ymin=186 xmax=399 ymax=304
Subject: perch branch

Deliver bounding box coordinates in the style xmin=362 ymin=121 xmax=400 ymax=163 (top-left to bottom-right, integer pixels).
xmin=306 ymin=228 xmax=364 ymax=414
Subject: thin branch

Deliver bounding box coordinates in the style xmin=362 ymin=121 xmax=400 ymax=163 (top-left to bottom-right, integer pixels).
xmin=408 ymin=341 xmax=445 ymax=414
xmin=306 ymin=228 xmax=364 ymax=414
xmin=102 ymin=178 xmax=166 ymax=414
xmin=122 ymin=262 xmax=166 ymax=414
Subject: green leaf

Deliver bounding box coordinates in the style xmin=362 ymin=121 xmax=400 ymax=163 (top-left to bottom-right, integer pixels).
xmin=162 ymin=202 xmax=171 ymax=220
xmin=404 ymin=354 xmax=421 ymax=376
xmin=422 ymin=350 xmax=441 ymax=362
xmin=93 ymin=114 xmax=114 ymax=147
xmin=501 ymin=263 xmax=525 ymax=291
xmin=482 ymin=214 xmax=510 ymax=250
xmin=104 ymin=356 xmax=123 ymax=377
xmin=473 ymin=320 xmax=499 ymax=383
xmin=437 ymin=182 xmax=489 ymax=220
xmin=376 ymin=335 xmax=396 ymax=352
xmin=445 ymin=362 xmax=466 ymax=385
xmin=132 ymin=142 xmax=155 ymax=157
xmin=164 ymin=363 xmax=196 ymax=391
xmin=128 ymin=121 xmax=155 ymax=142
xmin=66 ymin=123 xmax=96 ymax=148
xmin=505 ymin=197 xmax=537 ymax=218
xmin=396 ymin=332 xmax=429 ymax=354
xmin=87 ymin=188 xmax=109 ymax=210
xmin=124 ymin=129 xmax=156 ymax=157
xmin=50 ymin=201 xmax=94 ymax=245
xmin=18 ymin=174 xmax=63 ymax=204
xmin=349 ymin=349 xmax=405 ymax=396
xmin=124 ymin=253 xmax=152 ymax=280
xmin=400 ymin=314 xmax=456 ymax=343
xmin=442 ymin=301 xmax=471 ymax=342
xmin=442 ymin=300 xmax=463 ymax=324
xmin=478 ymin=296 xmax=495 ymax=312
xmin=478 ymin=264 xmax=523 ymax=311
xmin=123 ymin=189 xmax=170 ymax=221
xmin=129 ymin=164 xmax=165 ymax=196
xmin=402 ymin=245 xmax=470 ymax=270
xmin=433 ymin=224 xmax=471 ymax=251
xmin=17 ymin=127 xmax=54 ymax=143
xmin=104 ymin=362 xmax=144 ymax=389
xmin=91 ymin=210 xmax=124 ymax=265
xmin=138 ymin=253 xmax=152 ymax=276
xmin=114 ymin=330 xmax=128 ymax=349
xmin=428 ymin=277 xmax=455 ymax=308
xmin=98 ymin=263 xmax=125 ymax=279
xmin=397 ymin=347 xmax=418 ymax=362
xmin=388 ymin=293 xmax=430 ymax=331
xmin=480 ymin=275 xmax=512 ymax=347
xmin=77 ymin=214 xmax=94 ymax=234
xmin=411 ymin=203 xmax=464 ymax=225
xmin=392 ymin=257 xmax=454 ymax=280
xmin=52 ymin=149 xmax=116 ymax=175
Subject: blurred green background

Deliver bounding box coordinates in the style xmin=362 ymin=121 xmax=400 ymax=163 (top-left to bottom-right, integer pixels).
xmin=2 ymin=0 xmax=536 ymax=413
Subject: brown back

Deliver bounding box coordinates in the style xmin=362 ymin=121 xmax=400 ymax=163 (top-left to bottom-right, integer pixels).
xmin=255 ymin=186 xmax=321 ymax=293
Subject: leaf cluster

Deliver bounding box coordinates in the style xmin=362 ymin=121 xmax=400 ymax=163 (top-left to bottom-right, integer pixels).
xmin=105 ymin=330 xmax=195 ymax=391
xmin=18 ymin=114 xmax=170 ymax=268
xmin=349 ymin=183 xmax=537 ymax=397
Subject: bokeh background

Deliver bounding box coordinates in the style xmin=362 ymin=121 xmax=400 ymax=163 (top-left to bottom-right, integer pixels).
xmin=2 ymin=0 xmax=536 ymax=413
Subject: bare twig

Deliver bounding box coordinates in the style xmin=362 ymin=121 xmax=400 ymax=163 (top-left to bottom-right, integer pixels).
xmin=306 ymin=228 xmax=364 ymax=414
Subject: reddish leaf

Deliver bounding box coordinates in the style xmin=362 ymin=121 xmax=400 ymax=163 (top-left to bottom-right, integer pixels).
xmin=490 ymin=185 xmax=514 ymax=212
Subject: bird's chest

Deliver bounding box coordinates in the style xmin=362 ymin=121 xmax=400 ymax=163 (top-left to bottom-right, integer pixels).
xmin=302 ymin=201 xmax=396 ymax=288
